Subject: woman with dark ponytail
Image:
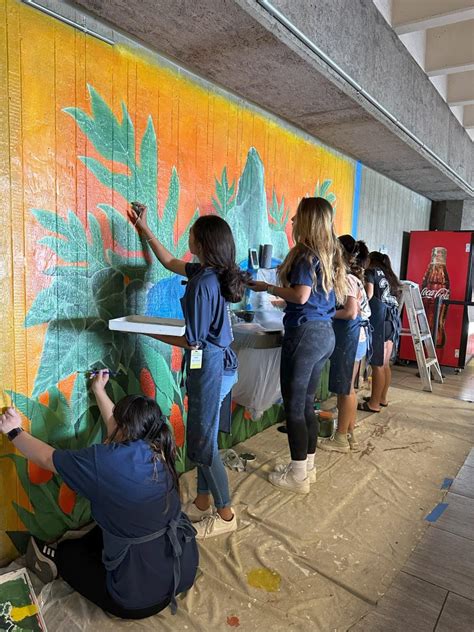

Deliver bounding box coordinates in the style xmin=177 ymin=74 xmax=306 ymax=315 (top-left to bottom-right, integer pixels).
xmin=0 ymin=370 xmax=198 ymax=619
xmin=359 ymin=251 xmax=402 ymax=412
xmin=130 ymin=206 xmax=249 ymax=539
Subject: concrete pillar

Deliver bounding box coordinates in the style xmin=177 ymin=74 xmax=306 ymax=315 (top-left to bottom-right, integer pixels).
xmin=430 ymin=200 xmax=464 ymax=230
xmin=461 ymin=199 xmax=474 ymax=229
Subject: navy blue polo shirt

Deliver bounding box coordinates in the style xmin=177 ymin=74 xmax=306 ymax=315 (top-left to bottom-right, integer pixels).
xmin=283 ymin=255 xmax=335 ymax=328
xmin=183 ymin=263 xmax=237 ymax=373
xmin=53 ymin=442 xmax=196 ymax=610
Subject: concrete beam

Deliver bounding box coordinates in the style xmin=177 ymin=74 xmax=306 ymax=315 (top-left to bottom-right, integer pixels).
xmin=393 ymin=0 xmax=474 ymax=35
xmin=425 ymin=20 xmax=474 ymax=75
xmin=464 ymin=104 xmax=474 ymax=127
xmin=447 ymin=70 xmax=474 ymax=105
xmin=66 ymin=0 xmax=474 ymax=200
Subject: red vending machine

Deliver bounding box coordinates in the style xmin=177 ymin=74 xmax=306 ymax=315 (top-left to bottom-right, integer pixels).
xmin=399 ymin=230 xmax=474 ymax=369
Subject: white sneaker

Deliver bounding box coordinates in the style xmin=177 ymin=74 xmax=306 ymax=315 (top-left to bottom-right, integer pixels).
xmin=182 ymin=500 xmax=213 ymax=523
xmin=194 ymin=511 xmax=237 ymax=540
xmin=268 ymin=464 xmax=310 ymax=494
xmin=274 ymin=463 xmax=317 ymax=484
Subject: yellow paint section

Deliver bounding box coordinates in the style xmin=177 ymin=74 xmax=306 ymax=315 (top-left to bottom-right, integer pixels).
xmin=10 ymin=603 xmax=39 ymax=621
xmin=247 ymin=567 xmax=282 ymax=592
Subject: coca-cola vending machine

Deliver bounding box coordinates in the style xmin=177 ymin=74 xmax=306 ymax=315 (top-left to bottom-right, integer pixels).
xmin=399 ymin=230 xmax=474 ymax=368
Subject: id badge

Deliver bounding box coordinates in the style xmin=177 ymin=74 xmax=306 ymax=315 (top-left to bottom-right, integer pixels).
xmin=190 ymin=349 xmax=203 ymax=370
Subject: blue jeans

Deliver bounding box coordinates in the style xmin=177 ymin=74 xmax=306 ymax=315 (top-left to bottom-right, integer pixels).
xmin=196 ymin=372 xmax=237 ymax=509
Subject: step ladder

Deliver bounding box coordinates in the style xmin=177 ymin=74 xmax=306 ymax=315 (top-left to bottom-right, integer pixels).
xmin=399 ymin=281 xmax=443 ymax=392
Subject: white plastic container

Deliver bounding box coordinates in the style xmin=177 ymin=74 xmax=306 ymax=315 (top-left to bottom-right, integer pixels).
xmin=109 ymin=315 xmax=185 ymax=336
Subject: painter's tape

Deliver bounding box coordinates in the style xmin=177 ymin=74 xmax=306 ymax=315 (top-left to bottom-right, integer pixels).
xmin=440 ymin=478 xmax=453 ymax=490
xmin=425 ymin=503 xmax=449 ymax=523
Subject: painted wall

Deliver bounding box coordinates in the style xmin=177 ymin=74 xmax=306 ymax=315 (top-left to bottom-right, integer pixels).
xmin=355 ymin=165 xmax=432 ymax=274
xmin=0 ymin=0 xmax=356 ymax=562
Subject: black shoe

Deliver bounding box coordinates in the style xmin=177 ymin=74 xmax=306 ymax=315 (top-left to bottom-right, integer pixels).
xmin=26 ymin=537 xmax=58 ymax=583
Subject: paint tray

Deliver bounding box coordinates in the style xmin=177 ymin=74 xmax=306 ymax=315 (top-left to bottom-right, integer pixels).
xmin=0 ymin=568 xmax=47 ymax=631
xmin=108 ymin=315 xmax=185 ymax=336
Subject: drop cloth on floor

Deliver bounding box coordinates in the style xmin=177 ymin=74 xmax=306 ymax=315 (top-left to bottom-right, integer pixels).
xmin=2 ymin=386 xmax=473 ymax=631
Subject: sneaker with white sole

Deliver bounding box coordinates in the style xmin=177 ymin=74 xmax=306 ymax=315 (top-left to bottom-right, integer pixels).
xmin=318 ymin=431 xmax=350 ymax=453
xmin=268 ymin=464 xmax=310 ymax=494
xmin=194 ymin=511 xmax=237 ymax=540
xmin=26 ymin=537 xmax=58 ymax=583
xmin=274 ymin=463 xmax=316 ymax=484
xmin=182 ymin=499 xmax=214 ymax=523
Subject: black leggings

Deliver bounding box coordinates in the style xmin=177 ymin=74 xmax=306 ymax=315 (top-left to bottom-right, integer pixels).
xmin=56 ymin=527 xmax=170 ymax=620
xmin=280 ymin=320 xmax=335 ymax=460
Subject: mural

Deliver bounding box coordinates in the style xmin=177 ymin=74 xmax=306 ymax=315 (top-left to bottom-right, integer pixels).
xmin=0 ymin=0 xmax=355 ymax=560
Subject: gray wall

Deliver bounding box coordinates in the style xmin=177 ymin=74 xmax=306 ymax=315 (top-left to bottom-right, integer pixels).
xmin=461 ymin=200 xmax=474 ymax=230
xmin=356 ymin=167 xmax=431 ymax=275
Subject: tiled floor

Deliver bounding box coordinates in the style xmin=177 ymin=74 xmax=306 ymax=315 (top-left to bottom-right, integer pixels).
xmin=352 ymin=448 xmax=474 ymax=632
xmin=391 ymin=362 xmax=474 ymax=403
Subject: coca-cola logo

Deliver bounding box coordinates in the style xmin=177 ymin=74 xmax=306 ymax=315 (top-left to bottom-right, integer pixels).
xmin=421 ymin=287 xmax=450 ymax=300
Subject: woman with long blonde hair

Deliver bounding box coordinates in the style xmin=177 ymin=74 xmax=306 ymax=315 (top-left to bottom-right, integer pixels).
xmin=250 ymin=197 xmax=346 ymax=492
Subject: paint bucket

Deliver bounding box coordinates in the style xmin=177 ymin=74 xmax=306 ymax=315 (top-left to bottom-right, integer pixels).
xmin=318 ymin=410 xmax=336 ymax=438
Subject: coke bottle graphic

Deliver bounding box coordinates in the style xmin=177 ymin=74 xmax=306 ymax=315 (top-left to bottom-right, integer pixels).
xmin=421 ymin=247 xmax=450 ymax=348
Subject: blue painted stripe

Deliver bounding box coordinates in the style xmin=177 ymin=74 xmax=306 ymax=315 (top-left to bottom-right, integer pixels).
xmin=440 ymin=478 xmax=453 ymax=490
xmin=425 ymin=503 xmax=449 ymax=522
xmin=351 ymin=161 xmax=362 ymax=238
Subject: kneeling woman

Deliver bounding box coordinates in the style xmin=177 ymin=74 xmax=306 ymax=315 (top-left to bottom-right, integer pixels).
xmin=321 ymin=236 xmax=371 ymax=453
xmin=0 ymin=370 xmax=198 ymax=619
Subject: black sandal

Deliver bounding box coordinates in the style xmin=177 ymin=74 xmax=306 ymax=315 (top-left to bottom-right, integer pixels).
xmin=358 ymin=401 xmax=380 ymax=413
xmin=363 ymin=396 xmax=388 ymax=408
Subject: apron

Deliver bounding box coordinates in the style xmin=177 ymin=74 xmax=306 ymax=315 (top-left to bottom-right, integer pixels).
xmin=329 ymin=316 xmax=362 ymax=395
xmin=368 ymin=296 xmax=388 ymax=367
xmin=101 ymin=512 xmax=196 ymax=615
xmin=386 ymin=303 xmax=401 ymax=361
xmin=184 ymin=344 xmax=233 ymax=466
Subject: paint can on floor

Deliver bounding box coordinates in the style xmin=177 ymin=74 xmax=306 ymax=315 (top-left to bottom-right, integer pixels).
xmin=318 ymin=410 xmax=337 ymax=438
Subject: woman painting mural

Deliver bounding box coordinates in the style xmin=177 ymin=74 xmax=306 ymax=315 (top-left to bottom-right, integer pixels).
xmin=129 ymin=204 xmax=249 ymax=539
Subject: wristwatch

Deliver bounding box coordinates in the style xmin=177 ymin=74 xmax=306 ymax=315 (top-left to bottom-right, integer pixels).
xmin=6 ymin=427 xmax=23 ymax=441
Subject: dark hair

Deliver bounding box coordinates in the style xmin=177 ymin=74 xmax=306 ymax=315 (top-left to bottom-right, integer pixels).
xmin=368 ymin=251 xmax=402 ymax=300
xmin=110 ymin=395 xmax=179 ymax=492
xmin=355 ymin=240 xmax=370 ymax=270
xmin=338 ymin=234 xmax=364 ymax=281
xmin=191 ymin=215 xmax=250 ymax=302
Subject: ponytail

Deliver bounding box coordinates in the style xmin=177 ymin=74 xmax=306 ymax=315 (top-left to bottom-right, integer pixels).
xmin=368 ymin=251 xmax=402 ymax=300
xmin=217 ymin=266 xmax=251 ymax=303
xmin=147 ymin=420 xmax=180 ymax=492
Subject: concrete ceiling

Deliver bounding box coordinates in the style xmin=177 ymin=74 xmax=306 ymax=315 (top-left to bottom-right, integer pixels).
xmin=375 ymin=0 xmax=474 ymax=141
xmin=59 ymin=0 xmax=474 ymax=201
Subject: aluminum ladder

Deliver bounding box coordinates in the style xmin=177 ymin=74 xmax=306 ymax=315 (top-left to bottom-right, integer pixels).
xmin=399 ymin=281 xmax=443 ymax=392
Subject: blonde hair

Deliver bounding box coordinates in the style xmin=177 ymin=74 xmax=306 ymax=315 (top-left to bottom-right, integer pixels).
xmin=278 ymin=197 xmax=347 ymax=305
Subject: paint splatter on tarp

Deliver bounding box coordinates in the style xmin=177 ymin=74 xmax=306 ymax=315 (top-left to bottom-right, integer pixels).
xmin=247 ymin=567 xmax=281 ymax=592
